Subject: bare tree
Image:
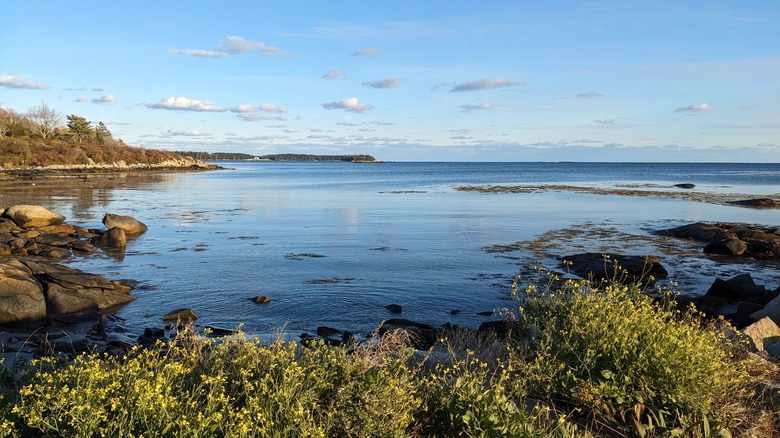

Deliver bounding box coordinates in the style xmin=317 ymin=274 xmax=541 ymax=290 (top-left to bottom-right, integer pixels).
xmin=27 ymin=101 xmax=63 ymax=139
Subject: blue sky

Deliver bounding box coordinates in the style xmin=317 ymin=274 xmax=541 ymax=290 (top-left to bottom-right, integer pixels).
xmin=2 ymin=1 xmax=778 ymax=162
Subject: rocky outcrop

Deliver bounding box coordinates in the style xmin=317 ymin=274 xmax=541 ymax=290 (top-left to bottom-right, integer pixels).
xmin=0 ymin=260 xmax=47 ymax=324
xmin=561 ymin=253 xmax=668 ymax=283
xmin=102 ymin=213 xmax=148 ymax=236
xmin=4 ymin=205 xmax=66 ymax=228
xmin=727 ymin=198 xmax=780 ymax=209
xmin=0 ymin=259 xmax=134 ymax=324
xmin=660 ymin=222 xmax=780 ymax=259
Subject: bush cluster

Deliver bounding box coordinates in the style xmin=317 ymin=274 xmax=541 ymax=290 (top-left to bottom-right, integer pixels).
xmin=0 ymin=273 xmax=770 ymax=437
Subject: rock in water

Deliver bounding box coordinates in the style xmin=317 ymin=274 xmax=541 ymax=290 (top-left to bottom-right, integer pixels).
xmin=4 ymin=205 xmax=66 ymax=228
xmin=92 ymin=227 xmax=127 ymax=248
xmin=102 ymin=213 xmax=148 ymax=236
xmin=162 ymin=308 xmax=198 ymax=322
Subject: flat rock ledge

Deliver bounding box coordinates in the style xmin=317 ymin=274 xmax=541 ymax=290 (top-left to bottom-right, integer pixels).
xmin=0 ymin=259 xmax=134 ymax=325
xmin=660 ymin=222 xmax=780 ymax=259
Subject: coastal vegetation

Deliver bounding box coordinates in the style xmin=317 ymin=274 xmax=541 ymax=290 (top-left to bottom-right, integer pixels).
xmin=0 ymin=103 xmax=194 ymax=168
xmin=2 ymin=274 xmax=775 ymax=437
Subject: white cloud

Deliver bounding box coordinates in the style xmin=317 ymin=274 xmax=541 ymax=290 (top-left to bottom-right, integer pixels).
xmin=0 ymin=74 xmax=47 ymax=89
xmin=593 ymin=119 xmax=615 ymax=124
xmin=321 ymin=97 xmax=374 ymax=112
xmin=168 ymin=48 xmax=227 ymax=58
xmin=322 ymin=70 xmax=343 ymax=80
xmin=146 ymin=96 xmax=221 ymax=112
xmin=74 ymin=95 xmax=89 ymax=103
xmin=674 ymin=102 xmax=713 ymax=114
xmin=450 ymin=78 xmax=525 ymax=92
xmin=577 ymin=91 xmax=603 ymax=99
xmin=91 ymin=94 xmax=116 ymax=104
xmin=229 ymin=104 xmax=255 ymax=113
xmin=363 ymin=77 xmax=402 ymax=89
xmin=283 ymin=128 xmax=298 ymax=133
xmin=352 ymin=48 xmax=384 ymax=57
xmin=166 ymin=129 xmax=211 ymax=137
xmin=459 ymin=103 xmax=495 ymax=112
xmin=259 ymin=103 xmax=287 ymax=113
xmin=220 ymin=36 xmax=282 ymax=55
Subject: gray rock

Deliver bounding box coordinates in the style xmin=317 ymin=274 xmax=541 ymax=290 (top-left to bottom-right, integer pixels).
xmin=4 ymin=205 xmax=66 ymax=228
xmin=741 ymin=317 xmax=780 ymax=352
xmin=385 ymin=304 xmax=403 ymax=314
xmin=102 ymin=213 xmax=148 ymax=236
xmin=752 ymin=294 xmax=780 ymax=326
xmin=162 ymin=308 xmax=198 ymax=322
xmin=561 ymin=252 xmax=668 ymax=283
xmin=250 ymin=295 xmax=271 ymax=304
xmin=0 ymin=260 xmax=46 ymax=324
xmin=703 ymin=238 xmax=748 ymax=256
xmin=91 ymin=227 xmax=127 ymax=248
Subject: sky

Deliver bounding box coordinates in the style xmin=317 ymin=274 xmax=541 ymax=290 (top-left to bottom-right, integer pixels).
xmin=2 ymin=1 xmax=779 ymax=162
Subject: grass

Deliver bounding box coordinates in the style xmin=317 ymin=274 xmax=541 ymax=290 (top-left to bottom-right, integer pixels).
xmin=1 ymin=270 xmax=776 ymax=437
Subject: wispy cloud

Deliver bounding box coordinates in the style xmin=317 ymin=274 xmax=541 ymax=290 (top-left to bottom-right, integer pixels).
xmin=220 ymin=36 xmax=283 ymax=55
xmin=322 ymin=70 xmax=343 ymax=80
xmin=0 ymin=74 xmax=47 ymax=89
xmin=450 ymin=78 xmax=525 ymax=92
xmin=363 ymin=77 xmax=402 ymax=89
xmin=593 ymin=119 xmax=615 ymax=124
xmin=459 ymin=103 xmax=495 ymax=112
xmin=146 ymin=96 xmax=221 ymax=112
xmin=235 ymin=113 xmax=287 ymax=122
xmin=431 ymin=82 xmax=454 ymax=92
xmin=674 ymin=102 xmax=713 ymax=114
xmin=577 ymin=91 xmax=603 ymax=99
xmin=165 ymin=129 xmax=211 ymax=137
xmin=168 ymin=49 xmax=227 ymax=58
xmin=74 ymin=96 xmax=89 ymax=103
xmin=168 ymin=35 xmax=290 ymax=59
xmin=91 ymin=94 xmax=117 ymax=104
xmin=321 ymin=97 xmax=374 ymax=112
xmin=352 ymin=48 xmax=384 ymax=57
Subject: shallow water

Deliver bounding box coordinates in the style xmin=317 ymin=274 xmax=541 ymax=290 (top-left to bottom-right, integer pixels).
xmin=2 ymin=162 xmax=779 ymax=339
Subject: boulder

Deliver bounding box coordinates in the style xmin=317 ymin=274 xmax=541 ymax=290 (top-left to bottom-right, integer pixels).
xmin=673 ymin=183 xmax=695 ymax=189
xmin=162 ymin=308 xmax=198 ymax=322
xmin=91 ymin=227 xmax=127 ymax=248
xmin=561 ymin=253 xmax=668 ymax=283
xmin=385 ymin=304 xmax=403 ymax=314
xmin=660 ymin=223 xmax=738 ymax=243
xmin=102 ymin=213 xmax=148 ymax=236
xmin=4 ymin=205 xmax=66 ymax=228
xmin=705 ymin=274 xmax=773 ymax=305
xmin=378 ymin=319 xmax=437 ymax=350
xmin=751 ymin=295 xmax=780 ymax=326
xmin=19 ymin=260 xmax=135 ymax=315
xmin=741 ymin=317 xmax=780 ymax=352
xmin=703 ymin=238 xmax=748 ymax=256
xmin=0 ymin=260 xmax=46 ymax=324
xmin=250 ymin=295 xmax=271 ymax=304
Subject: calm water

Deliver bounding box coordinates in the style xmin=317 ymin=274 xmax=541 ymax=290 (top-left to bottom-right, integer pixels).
xmin=2 ymin=162 xmax=779 ymax=338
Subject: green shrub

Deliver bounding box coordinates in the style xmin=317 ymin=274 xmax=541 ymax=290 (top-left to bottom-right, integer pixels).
xmin=512 ymin=272 xmax=752 ymax=436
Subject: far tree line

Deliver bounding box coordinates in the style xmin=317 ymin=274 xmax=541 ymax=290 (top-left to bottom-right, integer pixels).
xmin=176 ymin=152 xmax=377 ymax=162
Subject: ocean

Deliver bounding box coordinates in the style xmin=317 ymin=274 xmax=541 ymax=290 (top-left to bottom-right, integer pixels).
xmin=2 ymin=161 xmax=779 ymax=339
